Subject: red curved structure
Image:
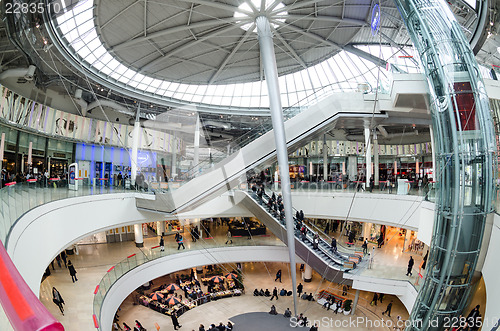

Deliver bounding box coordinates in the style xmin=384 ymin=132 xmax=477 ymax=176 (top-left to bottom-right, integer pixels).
xmin=0 ymin=240 xmax=64 ymax=331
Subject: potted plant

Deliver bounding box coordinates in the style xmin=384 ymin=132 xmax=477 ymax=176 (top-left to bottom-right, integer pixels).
xmin=343 ymin=299 xmax=352 ymax=315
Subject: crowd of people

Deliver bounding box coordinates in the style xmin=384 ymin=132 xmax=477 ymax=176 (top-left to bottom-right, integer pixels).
xmin=1 ymin=168 xmax=66 ymax=188
xmin=197 ymin=321 xmax=233 ymax=330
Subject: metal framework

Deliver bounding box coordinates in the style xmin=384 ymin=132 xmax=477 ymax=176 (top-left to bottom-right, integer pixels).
xmin=392 ymin=0 xmax=496 ymax=329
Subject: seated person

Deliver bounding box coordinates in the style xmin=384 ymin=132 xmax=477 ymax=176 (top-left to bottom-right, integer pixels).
xmin=283 ymin=308 xmax=291 ymax=318
xmin=280 ymin=288 xmax=287 ymax=296
xmin=269 ymin=305 xmax=278 ymax=315
xmin=253 ymin=289 xmax=259 ymax=296
xmin=307 ymin=293 xmax=314 ymax=301
xmin=264 ymin=289 xmax=271 ymax=297
xmin=301 ymin=292 xmax=309 ymax=300
xmin=259 ymin=289 xmax=265 ymax=296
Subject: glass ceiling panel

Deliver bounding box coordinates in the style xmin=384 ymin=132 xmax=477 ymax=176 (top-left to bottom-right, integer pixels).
xmin=55 ymin=0 xmax=420 ymax=110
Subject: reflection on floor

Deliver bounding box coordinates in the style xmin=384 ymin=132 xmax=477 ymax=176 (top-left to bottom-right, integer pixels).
xmin=39 ymin=221 xmax=421 ymax=330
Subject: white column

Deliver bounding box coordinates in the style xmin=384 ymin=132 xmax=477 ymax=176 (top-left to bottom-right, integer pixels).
xmin=304 ymin=264 xmax=312 ymax=282
xmin=131 ymin=105 xmax=141 ymax=186
xmin=365 ymin=127 xmax=372 ymax=188
xmin=171 ymin=134 xmax=177 ymax=180
xmin=348 ymin=156 xmax=357 ymax=181
xmin=256 ymin=15 xmax=298 ymax=315
xmin=352 ymin=289 xmax=360 ymax=315
xmin=193 ymin=114 xmax=200 ymax=173
xmin=134 ymin=223 xmax=144 ymax=247
xmin=157 ymin=221 xmax=166 ymax=236
xmin=323 ymin=134 xmax=328 ymax=181
xmin=373 ymin=133 xmax=379 ymax=187
xmin=362 ymin=222 xmax=372 ymax=241
xmin=429 ymin=126 xmax=436 ymax=181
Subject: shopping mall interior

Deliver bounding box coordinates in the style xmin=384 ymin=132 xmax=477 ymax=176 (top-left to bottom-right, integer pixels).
xmin=0 ymin=0 xmax=500 ymax=330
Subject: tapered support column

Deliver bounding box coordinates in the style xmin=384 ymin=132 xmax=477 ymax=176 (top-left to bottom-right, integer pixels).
xmin=323 ymin=134 xmax=328 ymax=181
xmin=373 ymin=133 xmax=379 ymax=187
xmin=134 ymin=223 xmax=144 ymax=248
xmin=157 ymin=221 xmax=166 ymax=236
xmin=131 ymin=105 xmax=141 ymax=186
xmin=365 ymin=127 xmax=372 ymax=189
xmin=303 ymin=264 xmax=312 ymax=282
xmin=171 ymin=134 xmax=177 ymax=180
xmin=193 ymin=114 xmax=200 ymax=175
xmin=352 ymin=289 xmax=360 ymax=315
xmin=362 ymin=222 xmax=372 ymax=241
xmin=256 ymin=15 xmax=298 ymax=316
xmin=429 ymin=126 xmax=436 ymax=181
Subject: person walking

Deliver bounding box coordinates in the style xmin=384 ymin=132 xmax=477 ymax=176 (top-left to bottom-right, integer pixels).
xmin=177 ymin=234 xmax=185 ymax=250
xmin=406 ymin=256 xmax=414 ymax=276
xmin=297 ymin=283 xmax=303 ymax=297
xmin=378 ymin=293 xmax=384 ymax=303
xmin=60 ymin=251 xmax=67 ymax=268
xmin=467 ymin=305 xmax=481 ymax=329
xmin=159 ymin=236 xmax=165 ymax=252
xmin=382 ymin=301 xmax=393 ymax=317
xmin=52 ymin=287 xmax=65 ymax=315
xmin=377 ymin=234 xmax=384 ymax=248
xmin=270 ymin=287 xmax=278 ymax=301
xmin=362 ymin=239 xmax=368 ymax=254
xmin=170 ymin=313 xmax=182 ymax=330
xmin=67 ymin=260 xmax=78 ymax=282
xmin=225 ymin=229 xmax=233 ymax=244
xmin=370 ymin=292 xmax=378 ymax=306
xmin=123 ymin=322 xmax=132 ymax=331
xmin=275 ymin=269 xmax=282 ymax=282
xmin=331 ymin=237 xmax=337 ymax=253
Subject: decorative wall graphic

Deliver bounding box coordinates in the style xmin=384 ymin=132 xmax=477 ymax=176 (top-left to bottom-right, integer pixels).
xmin=0 ymin=84 xmax=184 ymax=155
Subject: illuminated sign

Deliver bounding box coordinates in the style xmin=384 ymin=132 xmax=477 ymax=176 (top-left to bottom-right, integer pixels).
xmin=371 ymin=4 xmax=380 ymax=36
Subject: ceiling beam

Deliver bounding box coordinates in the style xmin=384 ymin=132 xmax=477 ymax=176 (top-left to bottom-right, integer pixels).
xmin=140 ymin=24 xmax=242 ymax=72
xmin=272 ymin=27 xmax=307 ymax=69
xmin=274 ymin=0 xmax=344 ymax=15
xmin=101 ymin=0 xmax=141 ymax=30
xmin=284 ymin=14 xmax=366 ymax=26
xmin=209 ymin=24 xmax=255 ymax=84
xmin=272 ymin=20 xmax=342 ymax=50
xmin=143 ymin=0 xmax=147 ymax=36
xmin=175 ymin=0 xmax=253 ymax=16
xmin=112 ymin=18 xmax=241 ymax=51
xmin=244 ymin=0 xmax=258 ymax=13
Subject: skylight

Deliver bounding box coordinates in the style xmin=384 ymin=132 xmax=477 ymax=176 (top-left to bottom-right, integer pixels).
xmin=53 ymin=0 xmax=421 ymax=110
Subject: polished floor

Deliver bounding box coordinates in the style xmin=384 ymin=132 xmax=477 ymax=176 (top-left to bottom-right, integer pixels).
xmin=39 ymin=221 xmax=422 ymax=330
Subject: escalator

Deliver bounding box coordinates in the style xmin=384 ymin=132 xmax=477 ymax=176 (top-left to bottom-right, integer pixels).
xmin=236 ymin=190 xmax=364 ymax=283
xmin=136 ymin=93 xmax=387 ymax=214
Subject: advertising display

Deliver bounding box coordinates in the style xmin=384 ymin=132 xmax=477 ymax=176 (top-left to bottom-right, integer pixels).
xmin=68 ymin=162 xmax=78 ymax=191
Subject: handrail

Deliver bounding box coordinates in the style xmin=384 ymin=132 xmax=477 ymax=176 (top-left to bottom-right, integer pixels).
xmin=0 ymin=182 xmax=139 ymax=330
xmin=181 ymin=84 xmax=389 ymax=181
xmin=251 ymin=190 xmax=353 ymax=268
xmin=92 ymin=235 xmax=285 ymax=330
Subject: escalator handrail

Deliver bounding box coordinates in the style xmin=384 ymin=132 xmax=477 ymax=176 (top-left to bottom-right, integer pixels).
xmin=252 ymin=191 xmax=355 ymax=268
